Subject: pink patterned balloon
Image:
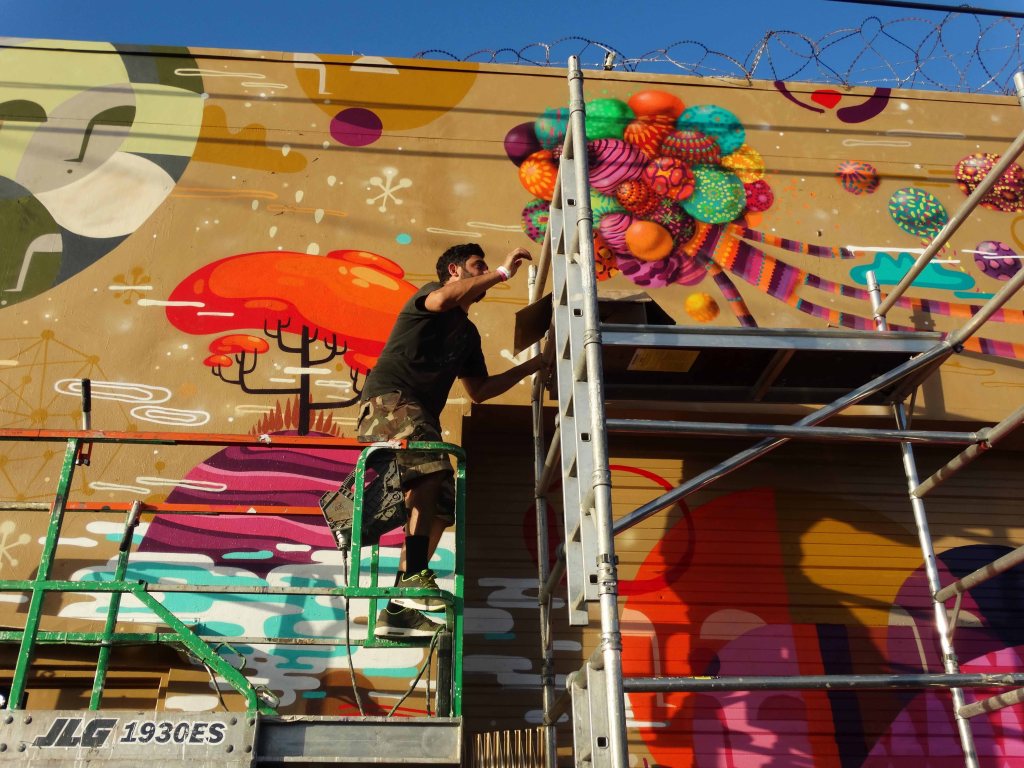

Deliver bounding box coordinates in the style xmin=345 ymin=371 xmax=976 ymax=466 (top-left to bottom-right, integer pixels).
xmin=744 ymin=179 xmax=774 ymax=213
xmin=598 ymin=212 xmax=635 ymax=254
xmin=642 ymin=156 xmax=695 ymax=201
xmin=587 ymin=139 xmax=648 ymax=194
xmin=616 ymin=240 xmax=704 ymax=288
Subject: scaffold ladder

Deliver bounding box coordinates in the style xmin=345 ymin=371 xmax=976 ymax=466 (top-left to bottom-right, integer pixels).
xmin=529 ymin=59 xmax=1024 ymax=768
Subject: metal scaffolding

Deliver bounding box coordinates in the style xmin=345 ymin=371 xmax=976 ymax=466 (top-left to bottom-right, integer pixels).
xmin=528 ymin=58 xmax=1024 ymax=768
xmin=0 ymin=428 xmax=466 ymax=766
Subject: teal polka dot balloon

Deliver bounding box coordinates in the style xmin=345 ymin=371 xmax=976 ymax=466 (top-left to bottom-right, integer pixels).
xmin=677 ymin=104 xmax=745 ymax=155
xmin=535 ymin=107 xmax=570 ymax=150
xmin=683 ymin=165 xmax=746 ymax=224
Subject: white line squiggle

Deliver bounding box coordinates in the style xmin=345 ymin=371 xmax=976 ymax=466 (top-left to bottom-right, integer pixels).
xmin=88 ymin=482 xmax=152 ymax=495
xmin=842 ymin=139 xmax=912 ymax=148
xmin=130 ymin=406 xmax=211 ymax=427
xmin=234 ymin=404 xmax=274 ymax=414
xmin=37 ymin=536 xmax=96 ymax=548
xmin=55 ymin=379 xmax=171 ymax=404
xmin=174 ymin=68 xmax=267 ymax=79
xmin=136 ymin=477 xmax=228 ymax=493
xmin=315 ymin=380 xmax=353 ymax=390
xmin=138 ymin=299 xmax=204 ymax=308
xmin=427 ymin=228 xmax=482 ymax=237
xmin=467 ymin=221 xmax=520 ymax=231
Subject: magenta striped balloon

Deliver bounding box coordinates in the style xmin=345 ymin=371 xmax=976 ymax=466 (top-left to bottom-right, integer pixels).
xmin=598 ymin=211 xmax=635 ymax=254
xmin=587 ymin=139 xmax=647 ymax=193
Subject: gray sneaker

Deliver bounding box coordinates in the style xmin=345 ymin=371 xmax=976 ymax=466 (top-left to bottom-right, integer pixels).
xmin=374 ymin=605 xmax=444 ymax=639
xmin=393 ymin=569 xmax=445 ymax=612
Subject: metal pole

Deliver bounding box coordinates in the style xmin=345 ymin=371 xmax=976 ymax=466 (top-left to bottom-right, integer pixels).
xmin=606 ymin=418 xmax=980 ymax=444
xmin=959 ymin=687 xmax=1024 ymax=719
xmin=567 ymin=54 xmax=629 ymax=768
xmin=935 ymin=542 xmax=1024 ymax=602
xmin=529 ymin=264 xmax=559 ymax=768
xmin=874 ymin=71 xmax=1024 ymax=317
xmin=622 ymin=672 xmax=1024 ymax=693
xmin=868 ymin=272 xmax=979 ymax=768
xmin=947 ymin=261 xmax=1024 ymax=347
xmin=913 ymin=405 xmax=1024 ymax=497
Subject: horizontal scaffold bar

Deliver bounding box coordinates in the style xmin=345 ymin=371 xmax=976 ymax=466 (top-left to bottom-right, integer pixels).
xmin=0 ymin=579 xmax=451 ymax=603
xmin=934 ymin=542 xmax=1024 ymax=602
xmin=0 ymin=629 xmax=428 ymax=648
xmin=606 ymin=419 xmax=980 ymax=445
xmin=0 ymin=501 xmax=325 ymax=516
xmin=600 ymin=324 xmax=941 ymax=352
xmin=622 ymin=673 xmax=1024 ymax=693
xmin=0 ymin=428 xmax=370 ymax=448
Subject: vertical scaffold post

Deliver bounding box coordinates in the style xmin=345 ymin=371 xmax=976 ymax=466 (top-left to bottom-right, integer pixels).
xmin=564 ymin=55 xmax=629 ymax=768
xmin=867 ymin=272 xmax=978 ymax=768
xmin=528 ymin=264 xmax=559 ymax=768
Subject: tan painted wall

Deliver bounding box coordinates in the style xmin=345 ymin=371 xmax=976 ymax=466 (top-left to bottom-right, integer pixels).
xmin=1 ymin=39 xmax=1023 ymax=764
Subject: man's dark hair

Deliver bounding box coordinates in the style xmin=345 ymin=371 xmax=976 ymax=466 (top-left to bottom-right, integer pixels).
xmin=436 ymin=243 xmax=484 ymax=283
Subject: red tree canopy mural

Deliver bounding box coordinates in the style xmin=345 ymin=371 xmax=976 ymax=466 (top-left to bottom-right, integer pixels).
xmin=167 ymin=249 xmax=415 ymax=434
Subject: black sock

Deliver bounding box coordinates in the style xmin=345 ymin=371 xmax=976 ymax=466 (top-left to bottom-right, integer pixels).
xmin=404 ymin=534 xmax=430 ymax=574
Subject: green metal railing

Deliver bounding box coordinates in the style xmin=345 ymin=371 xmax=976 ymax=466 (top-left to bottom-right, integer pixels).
xmin=0 ymin=429 xmax=466 ymax=718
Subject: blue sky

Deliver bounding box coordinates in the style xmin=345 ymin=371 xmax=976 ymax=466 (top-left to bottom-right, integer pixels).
xmin=2 ymin=0 xmax=1021 ymax=90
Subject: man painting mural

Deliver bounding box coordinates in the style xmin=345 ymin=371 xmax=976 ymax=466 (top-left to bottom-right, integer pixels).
xmin=358 ymin=243 xmax=550 ymax=638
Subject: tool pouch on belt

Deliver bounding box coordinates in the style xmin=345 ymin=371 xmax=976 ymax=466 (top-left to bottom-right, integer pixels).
xmin=319 ymin=451 xmax=407 ymax=548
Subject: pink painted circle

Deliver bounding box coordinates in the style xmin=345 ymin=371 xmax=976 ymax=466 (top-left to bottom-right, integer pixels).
xmin=330 ymin=108 xmax=383 ymax=147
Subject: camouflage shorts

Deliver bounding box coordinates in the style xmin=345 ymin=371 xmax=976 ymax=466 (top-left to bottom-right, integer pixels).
xmin=356 ymin=392 xmax=455 ymax=523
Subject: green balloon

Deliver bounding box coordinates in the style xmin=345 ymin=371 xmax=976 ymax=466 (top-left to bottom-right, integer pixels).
xmin=683 ymin=165 xmax=746 ymax=224
xmin=586 ymin=99 xmax=634 ymax=140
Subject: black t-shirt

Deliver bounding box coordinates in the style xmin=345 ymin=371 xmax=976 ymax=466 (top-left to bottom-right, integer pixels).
xmin=362 ymin=282 xmax=488 ymax=420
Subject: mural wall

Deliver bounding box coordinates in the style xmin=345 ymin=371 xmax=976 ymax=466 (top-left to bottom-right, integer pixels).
xmin=0 ymin=38 xmax=1022 ymax=764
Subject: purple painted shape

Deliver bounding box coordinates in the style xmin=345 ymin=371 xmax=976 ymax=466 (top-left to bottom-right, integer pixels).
xmin=330 ymin=108 xmax=383 ymax=147
xmin=140 ymin=434 xmax=364 ymax=577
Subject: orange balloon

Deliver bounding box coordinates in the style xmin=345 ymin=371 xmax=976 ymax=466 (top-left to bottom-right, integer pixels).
xmin=627 ymin=90 xmax=685 ymax=120
xmin=624 ymin=220 xmax=673 ymax=262
xmin=684 ymin=292 xmax=720 ymax=323
xmin=518 ymin=149 xmax=557 ymax=200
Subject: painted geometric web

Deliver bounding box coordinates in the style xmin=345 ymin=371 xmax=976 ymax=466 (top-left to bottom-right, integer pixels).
xmin=0 ymin=330 xmax=134 ymax=501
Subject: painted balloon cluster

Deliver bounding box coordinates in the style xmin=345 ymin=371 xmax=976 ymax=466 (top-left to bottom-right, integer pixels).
xmin=505 ymin=91 xmax=772 ymax=293
xmin=840 ymin=150 xmax=1024 ymax=285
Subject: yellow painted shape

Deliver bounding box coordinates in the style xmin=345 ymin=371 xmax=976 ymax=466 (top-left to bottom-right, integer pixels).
xmin=790 ymin=517 xmax=923 ymax=627
xmin=193 ymin=105 xmax=306 ymax=171
xmin=0 ymin=42 xmax=125 ymax=178
xmin=294 ymin=54 xmax=478 ymax=131
xmin=122 ymin=84 xmax=204 ymax=158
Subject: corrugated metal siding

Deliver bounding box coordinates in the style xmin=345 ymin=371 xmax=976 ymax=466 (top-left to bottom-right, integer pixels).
xmin=461 ymin=405 xmax=1024 ymax=766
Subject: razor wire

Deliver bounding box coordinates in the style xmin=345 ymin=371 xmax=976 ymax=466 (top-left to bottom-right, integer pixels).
xmin=415 ymin=11 xmax=1024 ymax=95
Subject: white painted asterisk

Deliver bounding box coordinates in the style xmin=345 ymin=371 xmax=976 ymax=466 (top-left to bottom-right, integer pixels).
xmin=366 ymin=167 xmax=412 ymax=213
xmin=0 ymin=520 xmax=31 ymax=572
